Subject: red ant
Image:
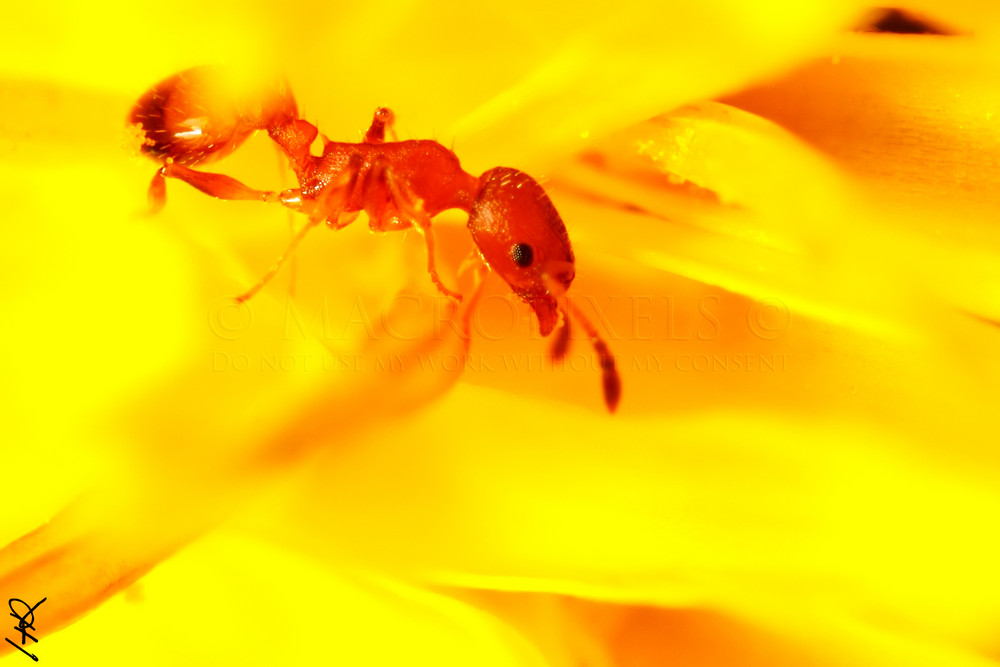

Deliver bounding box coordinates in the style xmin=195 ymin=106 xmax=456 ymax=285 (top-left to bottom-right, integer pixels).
xmin=128 ymin=66 xmax=621 ymax=412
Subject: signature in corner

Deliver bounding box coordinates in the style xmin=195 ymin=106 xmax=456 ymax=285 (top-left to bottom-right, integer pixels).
xmin=6 ymin=597 xmax=46 ymax=662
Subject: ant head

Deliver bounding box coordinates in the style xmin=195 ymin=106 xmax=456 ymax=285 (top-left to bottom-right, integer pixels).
xmin=468 ymin=168 xmax=575 ymax=336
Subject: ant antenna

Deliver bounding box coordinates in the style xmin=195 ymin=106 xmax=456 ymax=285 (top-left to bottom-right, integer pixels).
xmin=539 ymin=262 xmax=572 ymax=361
xmin=550 ymin=316 xmax=571 ymax=360
xmin=540 ymin=267 xmax=618 ymax=410
xmin=562 ymin=298 xmax=621 ymax=413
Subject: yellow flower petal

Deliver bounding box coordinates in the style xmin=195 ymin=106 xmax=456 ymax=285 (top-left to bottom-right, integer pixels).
xmin=4 ymin=3 xmax=1000 ymax=666
xmin=722 ymin=32 xmax=1000 ymax=322
xmin=43 ymin=531 xmax=547 ymax=667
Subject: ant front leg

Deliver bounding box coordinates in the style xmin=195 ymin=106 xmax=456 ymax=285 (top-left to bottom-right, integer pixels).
xmin=457 ymin=253 xmax=489 ymax=352
xmin=369 ymin=160 xmax=462 ymax=302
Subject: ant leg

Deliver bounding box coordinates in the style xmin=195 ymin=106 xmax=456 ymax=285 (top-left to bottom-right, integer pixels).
xmin=160 ymin=162 xmax=280 ymax=203
xmin=457 ymin=256 xmax=489 ymax=353
xmin=234 ymin=170 xmax=354 ymax=302
xmin=234 ymin=217 xmax=321 ymax=302
xmin=415 ymin=218 xmax=462 ymax=302
xmin=375 ymin=163 xmax=463 ymax=302
xmin=147 ymin=169 xmax=167 ymax=213
xmin=155 ymin=160 xmax=315 ymax=219
xmin=364 ymin=108 xmax=396 ymax=144
xmin=274 ymin=143 xmax=297 ymax=297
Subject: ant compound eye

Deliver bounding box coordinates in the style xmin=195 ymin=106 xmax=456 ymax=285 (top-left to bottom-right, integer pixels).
xmin=511 ymin=243 xmax=534 ymax=268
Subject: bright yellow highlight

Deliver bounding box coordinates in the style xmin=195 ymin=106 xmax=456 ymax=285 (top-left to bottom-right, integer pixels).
xmin=41 ymin=532 xmax=544 ymax=666
xmin=2 ymin=1 xmax=1000 ymax=666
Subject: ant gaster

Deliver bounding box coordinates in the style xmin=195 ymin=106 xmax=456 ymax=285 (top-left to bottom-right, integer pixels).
xmin=129 ymin=66 xmax=621 ymax=412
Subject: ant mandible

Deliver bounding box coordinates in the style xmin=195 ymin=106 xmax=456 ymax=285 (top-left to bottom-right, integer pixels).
xmin=128 ymin=66 xmax=621 ymax=412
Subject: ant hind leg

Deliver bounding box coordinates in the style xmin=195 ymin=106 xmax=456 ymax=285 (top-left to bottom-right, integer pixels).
xmin=234 ymin=216 xmax=321 ymax=302
xmin=147 ymin=169 xmax=167 ymax=213
xmin=160 ymin=162 xmax=281 ymax=203
xmin=234 ymin=169 xmax=355 ymax=302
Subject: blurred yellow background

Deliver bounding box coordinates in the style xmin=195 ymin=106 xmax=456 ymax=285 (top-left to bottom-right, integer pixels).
xmin=2 ymin=1 xmax=1000 ymax=665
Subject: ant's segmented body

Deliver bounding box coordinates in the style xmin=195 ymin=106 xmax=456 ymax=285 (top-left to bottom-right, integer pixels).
xmin=129 ymin=66 xmax=620 ymax=411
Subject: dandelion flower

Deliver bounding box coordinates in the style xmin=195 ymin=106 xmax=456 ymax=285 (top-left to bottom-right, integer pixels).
xmin=2 ymin=1 xmax=998 ymax=666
